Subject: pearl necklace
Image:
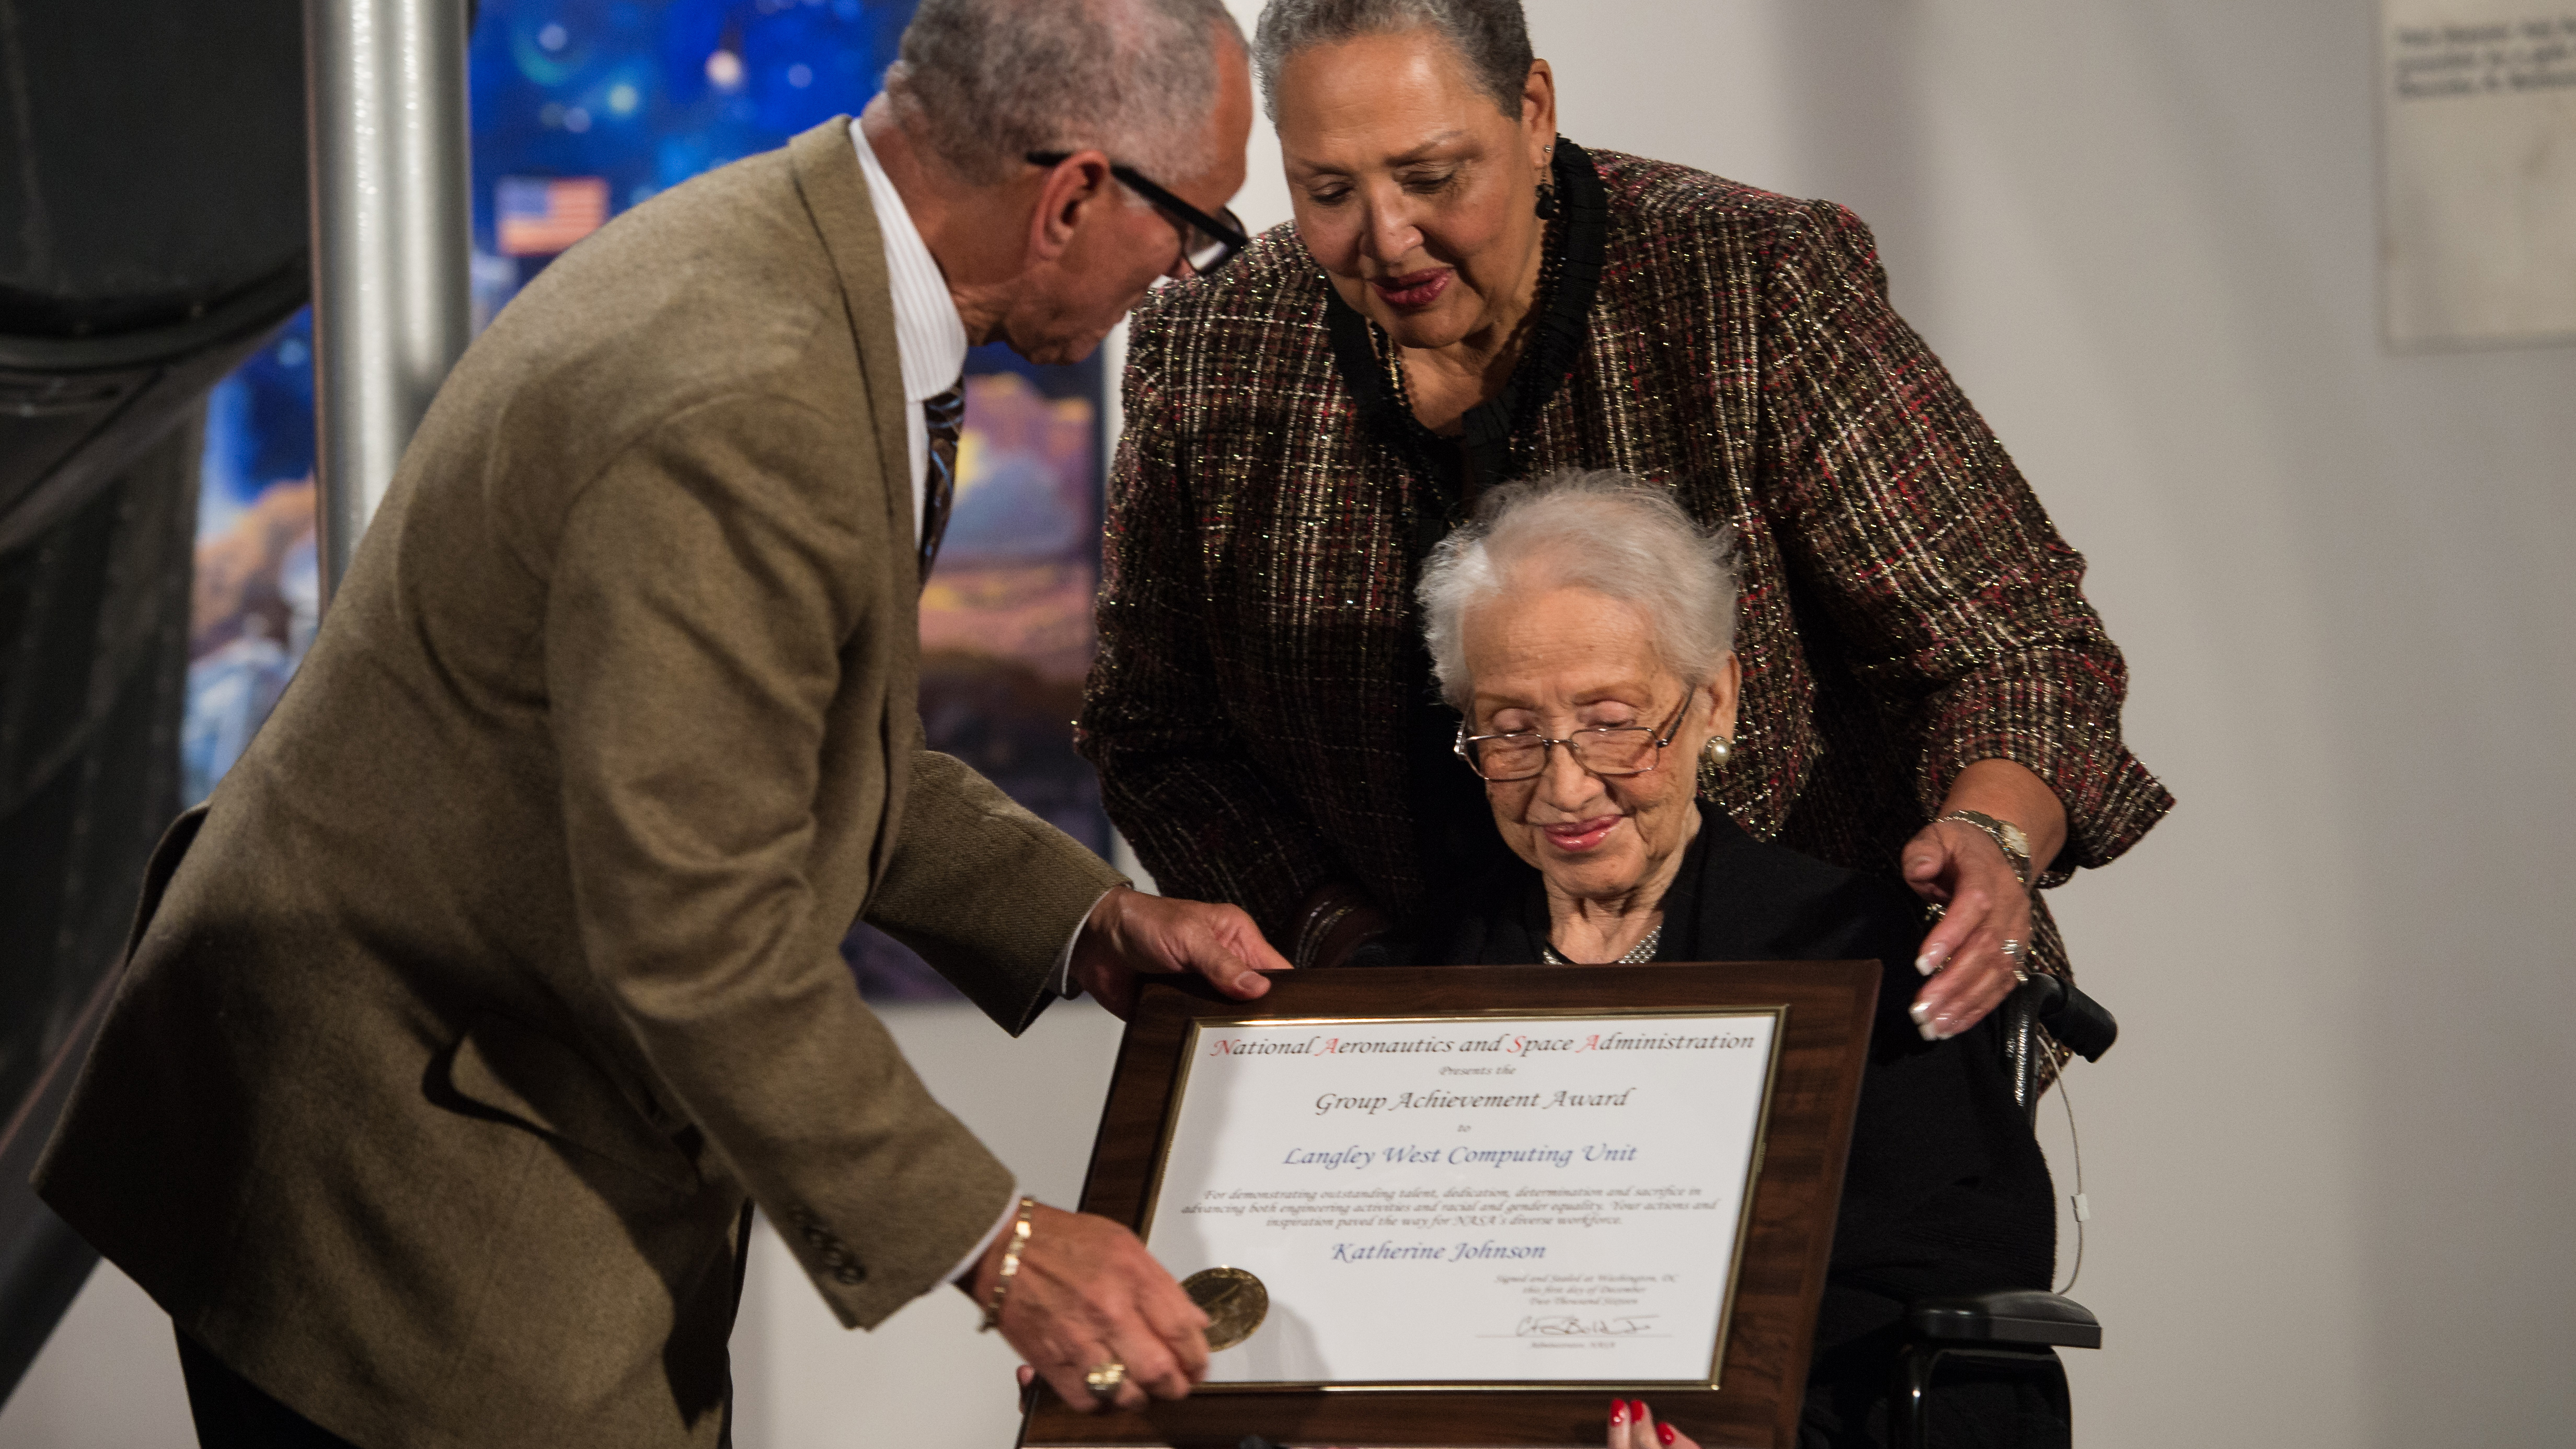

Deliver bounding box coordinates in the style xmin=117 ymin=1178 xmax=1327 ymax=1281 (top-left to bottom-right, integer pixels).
xmin=1540 ymin=924 xmax=1663 ymax=967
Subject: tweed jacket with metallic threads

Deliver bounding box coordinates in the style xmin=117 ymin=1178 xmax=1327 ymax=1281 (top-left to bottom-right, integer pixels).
xmin=1078 ymin=145 xmax=2172 ymax=979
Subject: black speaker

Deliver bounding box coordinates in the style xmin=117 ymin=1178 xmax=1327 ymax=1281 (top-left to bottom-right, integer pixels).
xmin=0 ymin=0 xmax=310 ymax=1401
xmin=1 ymin=0 xmax=312 ymax=546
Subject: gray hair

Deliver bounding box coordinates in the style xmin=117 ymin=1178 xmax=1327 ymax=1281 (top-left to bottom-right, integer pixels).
xmin=887 ymin=0 xmax=1242 ymax=186
xmin=1251 ymin=0 xmax=1532 ymax=123
xmin=1418 ymin=469 xmax=1741 ymax=710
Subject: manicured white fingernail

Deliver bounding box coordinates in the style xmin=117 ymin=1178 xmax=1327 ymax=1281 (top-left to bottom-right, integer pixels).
xmin=1908 ymin=1000 xmax=1933 ymax=1027
xmin=1917 ymin=1016 xmax=1941 ymax=1042
xmin=1916 ymin=944 xmax=1949 ymax=976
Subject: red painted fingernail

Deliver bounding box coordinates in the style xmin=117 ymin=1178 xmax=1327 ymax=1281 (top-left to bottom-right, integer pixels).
xmin=1658 ymin=1423 xmax=1676 ymax=1446
xmin=1609 ymin=1401 xmax=1626 ymax=1425
xmin=1632 ymin=1400 xmax=1650 ymax=1422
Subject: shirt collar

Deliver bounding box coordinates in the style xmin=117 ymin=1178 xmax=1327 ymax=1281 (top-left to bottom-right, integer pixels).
xmin=849 ymin=118 xmax=969 ymax=405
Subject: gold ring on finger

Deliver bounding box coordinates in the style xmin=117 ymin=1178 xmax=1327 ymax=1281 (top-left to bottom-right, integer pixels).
xmin=1084 ymin=1361 xmax=1126 ymax=1402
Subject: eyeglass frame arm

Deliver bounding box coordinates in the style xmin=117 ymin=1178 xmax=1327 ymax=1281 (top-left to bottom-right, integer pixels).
xmin=1023 ymin=150 xmax=1249 ymax=272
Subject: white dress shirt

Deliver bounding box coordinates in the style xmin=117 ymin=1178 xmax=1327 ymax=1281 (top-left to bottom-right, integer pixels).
xmin=848 ymin=118 xmax=1116 ymax=1288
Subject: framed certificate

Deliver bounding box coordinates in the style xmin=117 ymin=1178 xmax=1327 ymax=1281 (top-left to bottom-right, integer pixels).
xmin=1019 ymin=961 xmax=1880 ymax=1449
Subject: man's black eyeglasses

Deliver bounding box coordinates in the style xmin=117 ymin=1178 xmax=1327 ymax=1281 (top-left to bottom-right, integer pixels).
xmin=1026 ymin=150 xmax=1248 ymax=277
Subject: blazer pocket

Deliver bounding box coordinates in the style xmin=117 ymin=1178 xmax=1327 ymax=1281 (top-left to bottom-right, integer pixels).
xmin=445 ymin=1013 xmax=698 ymax=1195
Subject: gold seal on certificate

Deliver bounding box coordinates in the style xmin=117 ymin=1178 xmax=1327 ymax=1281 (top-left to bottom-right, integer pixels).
xmin=1182 ymin=1266 xmax=1269 ymax=1351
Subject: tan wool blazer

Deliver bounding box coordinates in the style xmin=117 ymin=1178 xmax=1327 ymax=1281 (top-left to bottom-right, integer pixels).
xmin=35 ymin=118 xmax=1124 ymax=1449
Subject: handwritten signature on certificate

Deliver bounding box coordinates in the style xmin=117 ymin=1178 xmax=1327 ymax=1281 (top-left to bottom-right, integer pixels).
xmin=1507 ymin=1314 xmax=1666 ymax=1339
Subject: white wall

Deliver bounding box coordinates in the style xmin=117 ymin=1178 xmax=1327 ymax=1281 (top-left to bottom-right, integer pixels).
xmin=10 ymin=3 xmax=2570 ymax=1446
xmin=0 ymin=1262 xmax=191 ymax=1446
xmin=1517 ymin=2 xmax=2576 ymax=1445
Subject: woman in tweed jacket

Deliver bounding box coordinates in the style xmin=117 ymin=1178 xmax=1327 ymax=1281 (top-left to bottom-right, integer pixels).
xmin=1078 ymin=0 xmax=2170 ymax=1043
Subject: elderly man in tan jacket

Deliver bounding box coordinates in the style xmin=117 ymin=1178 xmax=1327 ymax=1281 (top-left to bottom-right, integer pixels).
xmin=34 ymin=3 xmax=1266 ymax=1445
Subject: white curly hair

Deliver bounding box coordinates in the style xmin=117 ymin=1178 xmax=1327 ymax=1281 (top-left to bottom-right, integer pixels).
xmin=1417 ymin=468 xmax=1740 ymax=709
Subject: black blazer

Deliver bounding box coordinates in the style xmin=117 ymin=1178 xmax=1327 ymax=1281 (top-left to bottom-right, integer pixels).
xmin=1359 ymin=806 xmax=2054 ymax=1351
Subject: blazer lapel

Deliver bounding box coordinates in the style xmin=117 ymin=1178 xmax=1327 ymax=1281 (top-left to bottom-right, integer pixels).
xmin=788 ymin=116 xmax=917 ymax=580
xmin=786 ymin=115 xmax=923 ymax=892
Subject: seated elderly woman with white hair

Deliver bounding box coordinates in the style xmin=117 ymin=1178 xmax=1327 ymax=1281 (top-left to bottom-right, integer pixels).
xmin=1365 ymin=469 xmax=2061 ymax=1448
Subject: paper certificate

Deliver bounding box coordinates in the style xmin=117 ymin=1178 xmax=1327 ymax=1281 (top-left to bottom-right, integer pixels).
xmin=1140 ymin=1010 xmax=1783 ymax=1387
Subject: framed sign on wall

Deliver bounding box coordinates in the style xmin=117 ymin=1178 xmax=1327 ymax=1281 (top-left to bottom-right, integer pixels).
xmin=2380 ymin=4 xmax=2576 ymax=350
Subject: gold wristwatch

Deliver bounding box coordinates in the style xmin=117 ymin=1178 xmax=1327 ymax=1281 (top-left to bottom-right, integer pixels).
xmin=1938 ymin=809 xmax=2032 ymax=889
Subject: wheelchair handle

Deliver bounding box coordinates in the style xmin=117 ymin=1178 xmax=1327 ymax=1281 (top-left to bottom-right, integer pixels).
xmin=2017 ymin=974 xmax=2118 ymax=1062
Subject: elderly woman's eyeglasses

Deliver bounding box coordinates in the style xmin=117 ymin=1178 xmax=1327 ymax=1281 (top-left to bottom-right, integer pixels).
xmin=1026 ymin=151 xmax=1249 ymax=277
xmin=1453 ymin=699 xmax=1692 ymax=783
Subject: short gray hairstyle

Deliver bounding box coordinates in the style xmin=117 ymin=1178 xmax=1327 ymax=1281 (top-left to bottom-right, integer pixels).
xmin=1418 ymin=469 xmax=1741 ymax=710
xmin=1251 ymin=0 xmax=1532 ymax=123
xmin=888 ymin=0 xmax=1241 ymax=186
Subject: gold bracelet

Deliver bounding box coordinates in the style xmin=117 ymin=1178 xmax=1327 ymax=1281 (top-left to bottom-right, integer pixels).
xmin=978 ymin=1196 xmax=1038 ymax=1333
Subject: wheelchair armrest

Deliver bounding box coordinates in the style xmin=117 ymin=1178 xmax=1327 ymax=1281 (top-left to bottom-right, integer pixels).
xmin=1905 ymin=1290 xmax=2102 ymax=1350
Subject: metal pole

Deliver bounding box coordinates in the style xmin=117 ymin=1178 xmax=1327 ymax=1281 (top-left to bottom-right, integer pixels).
xmin=305 ymin=0 xmax=473 ymax=605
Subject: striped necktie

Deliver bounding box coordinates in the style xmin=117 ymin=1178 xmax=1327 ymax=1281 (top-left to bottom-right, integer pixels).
xmin=917 ymin=377 xmax=964 ymax=591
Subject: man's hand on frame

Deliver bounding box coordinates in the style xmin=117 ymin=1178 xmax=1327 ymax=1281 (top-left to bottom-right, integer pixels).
xmin=968 ymin=1203 xmax=1210 ymax=1411
xmin=1071 ymin=885 xmax=1287 ymax=1019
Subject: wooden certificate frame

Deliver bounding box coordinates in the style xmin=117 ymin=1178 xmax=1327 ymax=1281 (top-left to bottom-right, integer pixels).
xmin=1018 ymin=962 xmax=1879 ymax=1449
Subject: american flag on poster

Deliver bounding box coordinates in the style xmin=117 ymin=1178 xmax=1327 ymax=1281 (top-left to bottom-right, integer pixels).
xmin=496 ymin=176 xmax=610 ymax=257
